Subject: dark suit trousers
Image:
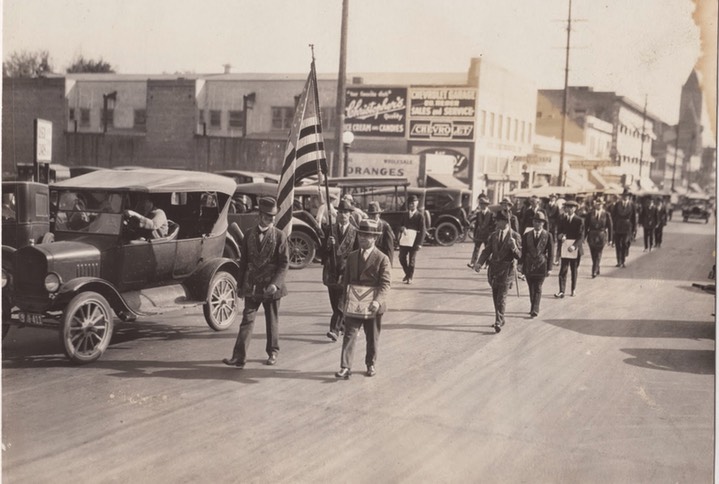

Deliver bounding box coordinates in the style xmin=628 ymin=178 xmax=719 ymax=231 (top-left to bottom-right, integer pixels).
xmin=654 ymin=225 xmax=664 ymax=246
xmin=525 ymin=276 xmax=545 ymax=314
xmin=340 ymin=314 xmax=382 ymax=369
xmin=558 ymin=256 xmax=580 ymax=293
xmin=470 ymin=239 xmax=488 ymax=264
xmin=399 ymin=246 xmax=419 ymax=279
xmin=643 ymin=226 xmax=655 ymax=249
xmin=589 ymin=245 xmax=604 ymax=275
xmin=491 ymin=283 xmax=509 ymax=326
xmin=615 ymin=234 xmax=631 ymax=264
xmin=326 ymin=285 xmax=345 ymax=334
xmin=231 ymin=297 xmax=280 ymax=362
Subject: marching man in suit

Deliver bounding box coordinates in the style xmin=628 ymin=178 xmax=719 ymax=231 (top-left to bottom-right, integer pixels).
xmin=475 ymin=211 xmax=522 ymax=333
xmin=467 ymin=195 xmax=496 ymax=268
xmin=611 ymin=188 xmax=637 ymax=268
xmin=521 ymin=212 xmax=553 ymax=318
xmin=639 ymin=197 xmax=658 ymax=252
xmin=555 ymin=200 xmax=584 ymax=298
xmin=335 ymin=219 xmax=391 ymax=379
xmin=321 ymin=200 xmax=359 ymax=342
xmin=585 ymin=197 xmax=613 ymax=278
xmin=223 ymin=197 xmax=289 ymax=369
xmin=398 ymin=194 xmax=426 ymax=284
xmin=366 ymin=201 xmax=395 ymax=265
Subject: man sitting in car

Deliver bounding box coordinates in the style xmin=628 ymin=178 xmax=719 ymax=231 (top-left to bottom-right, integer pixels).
xmin=124 ymin=194 xmax=168 ymax=240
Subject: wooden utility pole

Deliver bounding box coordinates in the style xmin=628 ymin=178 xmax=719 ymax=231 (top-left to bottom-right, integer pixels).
xmin=671 ymin=123 xmax=680 ymax=191
xmin=334 ymin=0 xmax=350 ymax=178
xmin=558 ymin=0 xmax=573 ymax=187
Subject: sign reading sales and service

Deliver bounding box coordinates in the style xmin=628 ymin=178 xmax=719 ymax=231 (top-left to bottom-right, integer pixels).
xmin=408 ymin=87 xmax=476 ymax=142
xmin=35 ymin=118 xmax=53 ymax=162
xmin=345 ymin=87 xmax=407 ymax=137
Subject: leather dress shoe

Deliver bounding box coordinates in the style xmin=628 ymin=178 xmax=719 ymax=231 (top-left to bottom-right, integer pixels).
xmin=402 ymin=275 xmax=408 ymax=282
xmin=530 ymin=311 xmax=538 ymax=318
xmin=493 ymin=322 xmax=502 ymax=333
xmin=571 ymin=290 xmax=577 ymax=297
xmin=366 ymin=365 xmax=376 ymax=377
xmin=467 ymin=263 xmax=474 ymax=269
xmin=222 ymin=358 xmax=244 ymax=368
xmin=326 ymin=331 xmax=338 ymax=342
xmin=335 ymin=368 xmax=351 ymax=379
xmin=406 ymin=278 xmax=413 ymax=285
xmin=554 ymin=292 xmax=565 ymax=298
xmin=266 ymin=354 xmax=278 ymax=366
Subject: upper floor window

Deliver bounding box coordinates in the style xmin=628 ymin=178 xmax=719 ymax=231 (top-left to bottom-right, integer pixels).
xmin=479 ymin=110 xmax=486 ymax=136
xmin=210 ymin=110 xmax=221 ymax=128
xmin=498 ymin=115 xmax=504 ymax=139
xmin=134 ymin=109 xmax=147 ymax=128
xmin=272 ymin=107 xmax=294 ymax=131
xmin=228 ymin=110 xmax=244 ymax=129
xmin=69 ymin=108 xmax=75 ymax=121
xmin=80 ymin=108 xmax=90 ymax=127
xmin=102 ymin=108 xmax=114 ymax=128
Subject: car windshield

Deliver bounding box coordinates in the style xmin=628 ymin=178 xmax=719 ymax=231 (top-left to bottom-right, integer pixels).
xmin=54 ymin=190 xmax=124 ymax=235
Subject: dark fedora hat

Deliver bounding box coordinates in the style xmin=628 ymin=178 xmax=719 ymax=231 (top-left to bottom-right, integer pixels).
xmin=477 ymin=196 xmax=490 ymax=205
xmin=500 ymin=197 xmax=513 ymax=207
xmin=407 ymin=194 xmax=419 ymax=203
xmin=533 ymin=211 xmax=547 ymax=222
xmin=258 ymin=197 xmax=278 ymax=215
xmin=337 ymin=200 xmax=353 ymax=212
xmin=357 ymin=219 xmax=382 ymax=235
xmin=367 ymin=201 xmax=382 ymax=214
xmin=495 ymin=210 xmax=509 ymax=222
xmin=622 ymin=188 xmax=632 ymax=197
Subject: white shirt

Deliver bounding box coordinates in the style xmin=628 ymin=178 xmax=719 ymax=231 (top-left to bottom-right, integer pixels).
xmin=362 ymin=246 xmax=374 ymax=261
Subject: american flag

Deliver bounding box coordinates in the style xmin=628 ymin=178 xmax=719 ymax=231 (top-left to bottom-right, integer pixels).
xmin=275 ymin=63 xmax=328 ymax=235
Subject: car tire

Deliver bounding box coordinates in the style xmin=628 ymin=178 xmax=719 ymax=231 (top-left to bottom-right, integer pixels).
xmin=203 ymin=271 xmax=239 ymax=331
xmin=435 ymin=221 xmax=460 ymax=246
xmin=60 ymin=292 xmax=114 ymax=364
xmin=289 ymin=231 xmax=316 ymax=270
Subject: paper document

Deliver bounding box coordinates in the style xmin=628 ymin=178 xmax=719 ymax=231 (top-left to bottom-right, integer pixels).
xmin=561 ymin=238 xmax=579 ymax=259
xmin=399 ymin=229 xmax=417 ymax=247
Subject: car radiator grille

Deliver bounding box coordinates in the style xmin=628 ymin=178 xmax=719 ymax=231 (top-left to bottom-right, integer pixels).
xmin=15 ymin=250 xmax=47 ymax=295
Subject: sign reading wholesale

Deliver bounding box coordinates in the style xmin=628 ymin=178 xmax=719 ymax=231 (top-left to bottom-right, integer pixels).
xmin=345 ymin=87 xmax=407 ymax=137
xmin=408 ymin=87 xmax=476 ymax=142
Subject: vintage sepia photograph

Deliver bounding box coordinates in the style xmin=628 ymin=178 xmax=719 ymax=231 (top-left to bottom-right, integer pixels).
xmin=2 ymin=0 xmax=717 ymax=482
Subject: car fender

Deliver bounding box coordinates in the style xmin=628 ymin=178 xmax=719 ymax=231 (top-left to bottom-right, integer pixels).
xmin=52 ymin=277 xmax=135 ymax=317
xmin=291 ymin=217 xmax=322 ymax=246
xmin=434 ymin=214 xmax=463 ymax=229
xmin=183 ymin=258 xmax=240 ymax=301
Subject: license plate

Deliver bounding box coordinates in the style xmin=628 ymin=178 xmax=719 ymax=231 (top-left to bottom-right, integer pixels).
xmin=19 ymin=312 xmax=44 ymax=325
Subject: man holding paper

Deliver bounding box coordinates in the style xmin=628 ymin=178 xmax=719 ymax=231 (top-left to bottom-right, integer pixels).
xmin=335 ymin=219 xmax=391 ymax=379
xmin=555 ymin=200 xmax=584 ymax=298
xmin=398 ymin=194 xmax=426 ymax=284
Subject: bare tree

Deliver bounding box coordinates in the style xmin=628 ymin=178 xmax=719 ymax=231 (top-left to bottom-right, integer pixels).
xmin=3 ymin=50 xmax=54 ymax=77
xmin=66 ymin=55 xmax=115 ymax=73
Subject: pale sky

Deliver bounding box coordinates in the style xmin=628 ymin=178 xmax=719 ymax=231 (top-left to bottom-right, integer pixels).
xmin=2 ymin=0 xmax=715 ymax=129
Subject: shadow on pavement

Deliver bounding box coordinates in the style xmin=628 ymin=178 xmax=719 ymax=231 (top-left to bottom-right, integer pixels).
xmin=621 ymin=348 xmax=714 ymax=375
xmin=543 ymin=318 xmax=715 ymax=340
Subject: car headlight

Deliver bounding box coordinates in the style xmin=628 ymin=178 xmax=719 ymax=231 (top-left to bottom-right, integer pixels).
xmin=1 ymin=269 xmax=7 ymax=288
xmin=44 ymin=273 xmax=61 ymax=293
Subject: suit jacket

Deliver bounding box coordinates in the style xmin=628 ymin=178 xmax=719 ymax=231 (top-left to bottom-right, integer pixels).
xmin=342 ymin=247 xmax=391 ymax=316
xmin=470 ymin=208 xmax=496 ymax=242
xmin=639 ymin=205 xmax=658 ymax=228
xmin=477 ymin=229 xmax=522 ymax=287
xmin=240 ymin=225 xmax=289 ymax=300
xmin=612 ymin=201 xmax=637 ymax=235
xmin=558 ymin=214 xmax=585 ymax=257
xmin=400 ymin=210 xmax=426 ymax=248
xmin=521 ymin=229 xmax=553 ymax=278
xmin=585 ymin=209 xmax=613 ymax=248
xmin=545 ymin=203 xmax=561 ymax=234
xmin=321 ymin=222 xmax=359 ymax=286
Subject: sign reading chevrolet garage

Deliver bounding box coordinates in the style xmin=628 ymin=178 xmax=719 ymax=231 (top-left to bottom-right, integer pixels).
xmin=408 ymin=87 xmax=476 ymax=142
xmin=345 ymin=87 xmax=407 ymax=137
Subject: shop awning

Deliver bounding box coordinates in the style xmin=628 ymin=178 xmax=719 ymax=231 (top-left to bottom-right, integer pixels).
xmin=565 ymin=170 xmax=596 ymax=191
xmin=426 ymin=173 xmax=469 ymax=190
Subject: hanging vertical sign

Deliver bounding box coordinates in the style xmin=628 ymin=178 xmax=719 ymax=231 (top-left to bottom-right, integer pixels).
xmin=33 ymin=118 xmax=53 ymax=182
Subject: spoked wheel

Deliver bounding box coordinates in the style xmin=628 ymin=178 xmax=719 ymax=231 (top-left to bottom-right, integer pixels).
xmin=288 ymin=231 xmax=316 ymax=269
xmin=60 ymin=292 xmax=114 ymax=364
xmin=435 ymin=222 xmax=460 ymax=246
xmin=203 ymin=271 xmax=239 ymax=331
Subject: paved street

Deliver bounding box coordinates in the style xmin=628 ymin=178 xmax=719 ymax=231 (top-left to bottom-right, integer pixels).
xmin=2 ymin=217 xmax=715 ymax=483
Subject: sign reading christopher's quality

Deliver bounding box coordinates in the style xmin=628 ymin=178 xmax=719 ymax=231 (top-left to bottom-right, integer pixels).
xmin=345 ymin=87 xmax=407 ymax=137
xmin=408 ymin=87 xmax=476 ymax=141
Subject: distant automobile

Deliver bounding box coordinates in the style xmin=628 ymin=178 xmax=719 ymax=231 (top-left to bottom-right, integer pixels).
xmin=682 ymin=195 xmax=711 ymax=223
xmin=227 ymin=182 xmax=325 ymax=270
